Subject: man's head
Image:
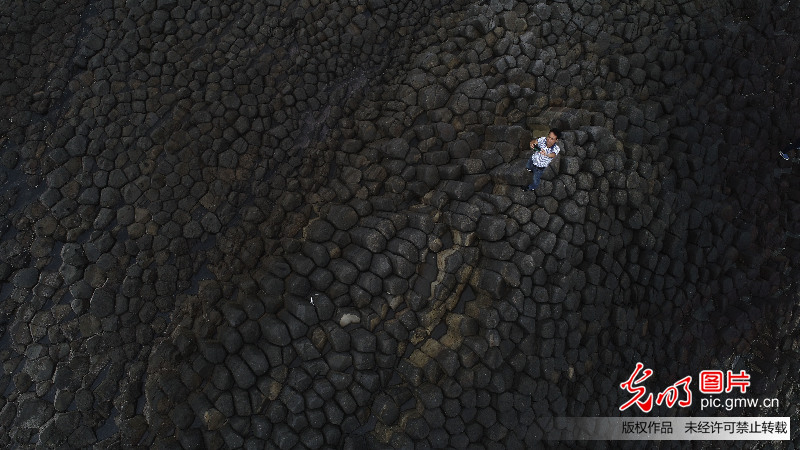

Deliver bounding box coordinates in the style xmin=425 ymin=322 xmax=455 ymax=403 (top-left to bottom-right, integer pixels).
xmin=545 ymin=128 xmax=561 ymax=147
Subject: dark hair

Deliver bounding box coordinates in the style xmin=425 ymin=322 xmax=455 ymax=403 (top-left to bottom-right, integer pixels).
xmin=549 ymin=128 xmax=561 ymax=140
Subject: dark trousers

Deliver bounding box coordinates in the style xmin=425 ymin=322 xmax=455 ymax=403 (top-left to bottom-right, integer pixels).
xmin=526 ymin=159 xmax=546 ymax=189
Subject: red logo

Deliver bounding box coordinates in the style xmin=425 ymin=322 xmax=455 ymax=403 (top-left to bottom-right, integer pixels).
xmin=619 ymin=362 xmax=654 ymax=412
xmin=619 ymin=363 xmax=692 ymax=412
xmin=698 ymin=370 xmax=724 ymax=394
xmin=699 ymin=370 xmax=751 ymax=394
xmin=620 ymin=365 xmax=752 ymax=413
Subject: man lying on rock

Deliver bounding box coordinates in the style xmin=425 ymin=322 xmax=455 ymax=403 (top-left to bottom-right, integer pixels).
xmin=523 ymin=128 xmax=561 ymax=191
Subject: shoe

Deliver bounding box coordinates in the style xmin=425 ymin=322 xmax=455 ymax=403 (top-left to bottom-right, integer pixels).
xmin=522 ymin=186 xmax=534 ymax=192
xmin=780 ymin=151 xmax=789 ymax=160
xmin=526 ymin=168 xmax=532 ymax=172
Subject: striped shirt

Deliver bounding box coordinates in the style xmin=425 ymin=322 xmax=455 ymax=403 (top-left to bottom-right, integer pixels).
xmin=530 ymin=137 xmax=560 ymax=167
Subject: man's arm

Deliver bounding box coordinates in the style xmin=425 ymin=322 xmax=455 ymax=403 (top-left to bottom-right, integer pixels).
xmin=540 ymin=147 xmax=557 ymax=158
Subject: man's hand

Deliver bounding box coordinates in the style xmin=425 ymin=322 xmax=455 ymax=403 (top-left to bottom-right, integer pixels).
xmin=530 ymin=139 xmax=538 ymax=149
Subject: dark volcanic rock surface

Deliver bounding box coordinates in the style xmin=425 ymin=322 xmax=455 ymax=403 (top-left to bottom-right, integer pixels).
xmin=1 ymin=0 xmax=800 ymax=448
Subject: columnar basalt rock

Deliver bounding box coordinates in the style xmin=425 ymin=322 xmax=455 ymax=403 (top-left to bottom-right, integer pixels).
xmin=1 ymin=0 xmax=800 ymax=448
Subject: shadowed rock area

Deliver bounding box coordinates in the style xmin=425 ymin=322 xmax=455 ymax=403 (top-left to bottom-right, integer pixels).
xmin=1 ymin=0 xmax=799 ymax=448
